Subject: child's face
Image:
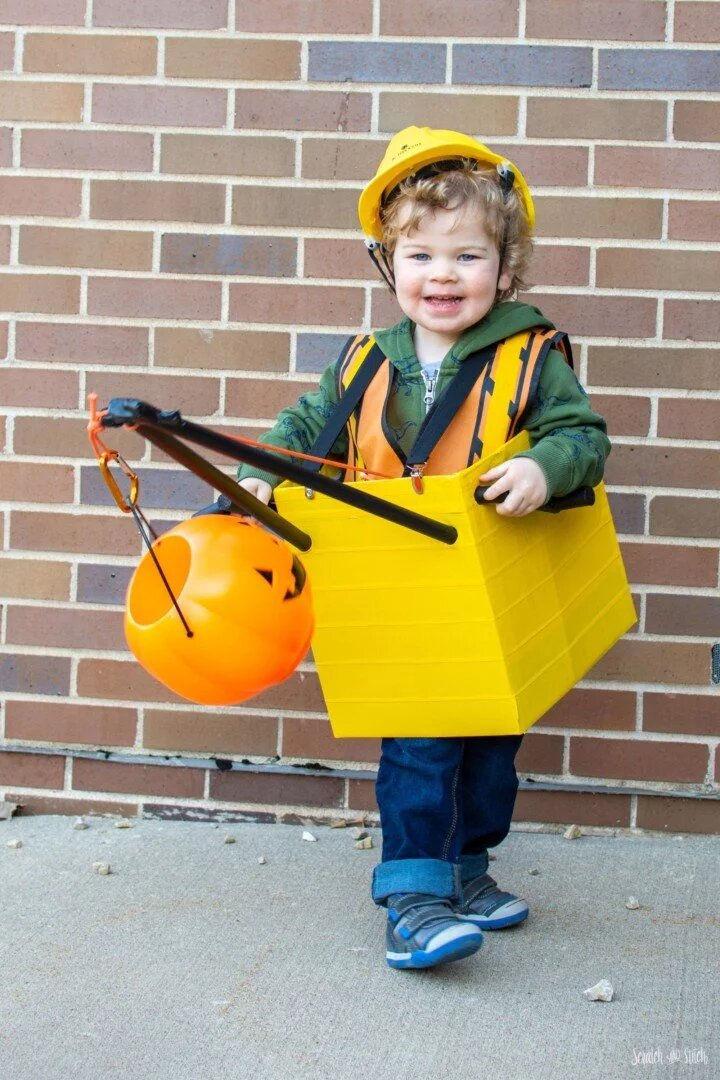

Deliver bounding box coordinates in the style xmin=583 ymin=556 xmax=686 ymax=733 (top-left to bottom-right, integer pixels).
xmin=391 ymin=205 xmax=512 ymax=340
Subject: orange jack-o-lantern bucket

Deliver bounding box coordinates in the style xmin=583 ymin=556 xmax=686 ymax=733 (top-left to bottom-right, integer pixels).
xmin=124 ymin=514 xmax=314 ymax=705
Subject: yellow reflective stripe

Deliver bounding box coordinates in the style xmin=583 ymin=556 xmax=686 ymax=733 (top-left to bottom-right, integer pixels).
xmin=478 ymin=331 xmax=530 ymax=454
xmin=341 ymin=335 xmax=377 ymax=477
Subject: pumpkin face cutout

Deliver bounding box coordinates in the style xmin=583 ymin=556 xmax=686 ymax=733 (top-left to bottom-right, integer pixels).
xmin=124 ymin=514 xmax=314 ymax=705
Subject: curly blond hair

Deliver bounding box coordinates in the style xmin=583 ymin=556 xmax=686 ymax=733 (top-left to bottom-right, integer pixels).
xmin=378 ymin=157 xmax=534 ymax=303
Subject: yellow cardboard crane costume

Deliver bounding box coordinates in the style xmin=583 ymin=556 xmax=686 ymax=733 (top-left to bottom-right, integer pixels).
xmin=272 ymin=128 xmax=636 ymax=738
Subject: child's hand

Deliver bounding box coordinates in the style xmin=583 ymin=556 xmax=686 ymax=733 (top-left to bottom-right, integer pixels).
xmin=476 ymin=458 xmax=548 ymax=517
xmin=238 ymin=477 xmax=273 ymax=505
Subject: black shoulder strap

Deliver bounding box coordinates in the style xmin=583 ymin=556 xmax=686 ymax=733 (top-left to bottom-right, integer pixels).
xmin=304 ymin=341 xmax=386 ymax=475
xmin=404 ymin=345 xmax=496 ymax=472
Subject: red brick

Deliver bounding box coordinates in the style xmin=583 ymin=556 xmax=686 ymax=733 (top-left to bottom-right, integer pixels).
xmin=668 ymin=199 xmax=720 ymax=242
xmin=0 ymin=1 xmax=85 ymax=24
xmin=587 ymin=345 xmax=720 ymax=392
xmin=382 ymin=0 xmax=515 ymax=36
xmin=210 ymin=768 xmax=344 ymax=808
xmin=6 ymin=794 xmax=136 ymax=817
xmin=636 ymin=794 xmax=720 ymax=835
xmin=0 ymin=367 xmax=78 ymax=408
xmin=281 ymin=716 xmax=379 ymax=764
xmin=0 ymin=80 xmax=83 ymax=122
xmin=5 ymin=700 xmax=136 ymax=746
xmin=16 ymin=321 xmax=148 ymax=366
xmin=516 ymin=732 xmax=564 ymax=775
xmin=620 ymin=541 xmax=718 ymax=587
xmin=514 ymin=788 xmax=631 ymax=828
xmin=538 ymin=687 xmax=636 ymax=731
xmin=570 ymin=736 xmax=708 ymax=783
xmin=88 ymin=370 xmax=220 ymax=417
xmin=154 ymin=327 xmax=289 ymax=373
xmin=11 ymin=511 xmax=142 ymax=556
xmin=143 ymin=708 xmax=278 ymax=756
xmin=6 ymin=604 xmax=126 ymax=652
xmin=235 ymin=0 xmax=371 ymax=33
xmin=22 ymin=128 xmax=153 ymax=172
xmin=594 ymin=393 xmax=650 ymax=437
xmin=674 ymin=2 xmax=720 ymax=43
xmin=76 ymin=657 xmax=184 ymax=702
xmin=589 ymin=639 xmax=710 ymax=686
xmin=93 ymin=0 xmax=228 ymax=30
xmin=0 ymin=461 xmax=73 ymax=503
xmin=650 ymin=496 xmax=720 ymax=540
xmin=0 ymin=273 xmax=80 ymax=315
xmin=224 ymin=376 xmax=316 ymax=420
xmin=72 ymin=757 xmax=204 ymax=798
xmin=665 ymin=299 xmax=720 ymax=343
xmin=0 ymin=176 xmax=80 ymax=216
xmin=509 ymin=291 xmax=658 ymax=338
xmin=93 ymin=83 xmax=226 ymax=127
xmin=643 ymin=692 xmax=720 ymax=737
xmin=0 ymin=749 xmax=65 ymax=789
xmin=605 ymin=444 xmax=720 ymax=492
xmin=13 ymin=416 xmax=143 ymax=461
xmin=657 ymin=397 xmax=720 ymax=440
xmin=87 ymin=276 xmax=221 ymax=321
xmin=0 ymin=653 xmax=71 ymax=695
xmin=0 ymin=557 xmax=71 ymax=601
xmin=595 ymin=147 xmax=720 ymax=193
xmin=253 ymin=670 xmax=325 ymax=712
xmin=645 ymin=594 xmax=720 ymax=638
xmin=234 ymin=89 xmax=371 ymax=133
xmin=91 ymin=179 xmax=224 ymax=224
xmin=229 ymin=283 xmax=364 ymax=327
xmin=526 ymin=0 xmax=665 ymax=40
xmin=24 ymin=32 xmax=157 ymax=75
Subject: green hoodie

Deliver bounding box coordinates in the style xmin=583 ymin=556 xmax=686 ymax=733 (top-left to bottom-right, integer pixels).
xmin=236 ymin=300 xmax=611 ymax=502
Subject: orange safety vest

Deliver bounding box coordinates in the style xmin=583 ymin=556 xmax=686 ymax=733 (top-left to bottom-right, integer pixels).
xmin=334 ymin=327 xmax=573 ymax=480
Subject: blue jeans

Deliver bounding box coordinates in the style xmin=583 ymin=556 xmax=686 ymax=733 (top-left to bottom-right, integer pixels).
xmin=371 ymin=735 xmax=524 ymax=906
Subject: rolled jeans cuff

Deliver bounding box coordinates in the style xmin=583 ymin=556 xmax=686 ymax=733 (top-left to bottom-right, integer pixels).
xmin=371 ymin=858 xmax=460 ymax=907
xmin=459 ymin=850 xmax=489 ymax=884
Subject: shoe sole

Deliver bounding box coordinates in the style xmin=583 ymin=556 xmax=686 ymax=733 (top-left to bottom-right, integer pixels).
xmin=386 ymin=930 xmax=484 ymax=970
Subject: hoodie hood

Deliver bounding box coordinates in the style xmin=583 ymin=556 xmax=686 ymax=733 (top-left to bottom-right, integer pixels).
xmin=374 ymin=301 xmax=556 ymax=375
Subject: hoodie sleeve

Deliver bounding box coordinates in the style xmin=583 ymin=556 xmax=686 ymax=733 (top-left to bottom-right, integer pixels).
xmin=235 ymin=351 xmax=348 ymax=490
xmin=512 ymin=347 xmax=611 ymax=502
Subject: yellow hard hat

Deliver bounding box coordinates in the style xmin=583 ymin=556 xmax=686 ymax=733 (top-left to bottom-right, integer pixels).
xmin=357 ymin=126 xmax=535 ymax=243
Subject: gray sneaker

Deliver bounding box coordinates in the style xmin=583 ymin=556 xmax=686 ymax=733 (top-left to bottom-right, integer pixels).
xmin=385 ymin=892 xmax=484 ymax=969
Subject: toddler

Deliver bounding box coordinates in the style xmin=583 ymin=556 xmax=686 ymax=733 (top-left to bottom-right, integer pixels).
xmin=233 ymin=127 xmax=610 ymax=970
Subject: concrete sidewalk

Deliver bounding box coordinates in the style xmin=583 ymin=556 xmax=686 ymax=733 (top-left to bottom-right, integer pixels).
xmin=0 ymin=814 xmax=717 ymax=1080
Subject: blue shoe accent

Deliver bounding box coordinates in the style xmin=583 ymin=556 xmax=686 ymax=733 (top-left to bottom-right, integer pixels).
xmin=457 ymin=872 xmax=529 ymax=930
xmin=385 ymin=892 xmax=484 ymax=969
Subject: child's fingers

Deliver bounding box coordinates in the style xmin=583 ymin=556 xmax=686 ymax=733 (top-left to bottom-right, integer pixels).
xmin=477 ymin=463 xmax=510 ymax=502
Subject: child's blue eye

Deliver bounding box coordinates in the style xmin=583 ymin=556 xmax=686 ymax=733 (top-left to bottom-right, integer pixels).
xmin=409 ymin=253 xmax=479 ymax=261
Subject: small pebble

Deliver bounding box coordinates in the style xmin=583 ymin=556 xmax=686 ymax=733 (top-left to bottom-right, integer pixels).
xmin=330 ymin=819 xmax=347 ymax=829
xmin=73 ymin=817 xmax=89 ymax=830
xmin=488 ymin=852 xmax=497 ymax=861
xmin=7 ymin=838 xmax=22 ymax=849
xmin=224 ymin=835 xmax=236 ymax=844
xmin=584 ymin=979 xmax=614 ymax=1002
xmin=92 ymin=862 xmax=111 ymax=876
xmin=351 ymin=827 xmax=368 ymax=840
xmin=114 ymin=820 xmax=132 ymax=829
xmin=564 ymin=824 xmax=583 ymax=840
xmin=625 ymin=896 xmax=640 ymax=910
xmin=355 ymin=836 xmax=373 ymax=850
xmin=301 ymin=830 xmax=317 ymax=843
xmin=258 ymin=856 xmax=267 ymax=865
xmin=529 ymin=868 xmax=540 ymax=876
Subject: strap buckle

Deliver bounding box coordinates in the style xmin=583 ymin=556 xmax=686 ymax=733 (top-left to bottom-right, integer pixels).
xmin=410 ymin=463 xmax=426 ymax=495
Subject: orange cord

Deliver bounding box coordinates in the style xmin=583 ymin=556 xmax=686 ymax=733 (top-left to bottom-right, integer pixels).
xmin=86 ymin=392 xmax=394 ymax=481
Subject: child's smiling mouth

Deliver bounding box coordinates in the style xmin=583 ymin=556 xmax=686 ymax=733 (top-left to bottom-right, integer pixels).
xmin=423 ymin=296 xmax=464 ymax=311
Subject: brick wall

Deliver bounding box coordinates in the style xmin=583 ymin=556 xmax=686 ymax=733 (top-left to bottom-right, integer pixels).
xmin=1 ymin=0 xmax=718 ymax=835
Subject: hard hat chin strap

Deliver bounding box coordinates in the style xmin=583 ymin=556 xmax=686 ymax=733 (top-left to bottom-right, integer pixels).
xmin=365 ymin=238 xmax=397 ymax=295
